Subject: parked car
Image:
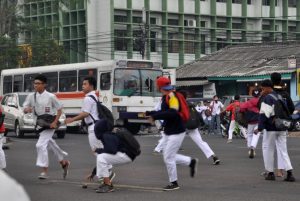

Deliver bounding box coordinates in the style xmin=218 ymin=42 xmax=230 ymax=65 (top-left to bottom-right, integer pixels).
xmin=1 ymin=93 xmax=66 ymax=138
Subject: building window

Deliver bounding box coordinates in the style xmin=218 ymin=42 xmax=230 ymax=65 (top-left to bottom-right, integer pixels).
xmin=217 ymin=0 xmax=226 ymax=2
xmin=262 ymin=24 xmax=271 ymax=30
xmin=185 ymin=33 xmax=195 ymax=54
xmin=150 ymin=18 xmax=156 ymax=25
xmin=262 ymin=0 xmax=277 ymax=6
xmin=217 ymin=22 xmax=227 ymax=28
xmin=168 ymin=33 xmax=179 ymax=53
xmin=114 ymin=30 xmax=127 ymax=51
xmin=150 ymin=32 xmax=156 ymax=52
xmin=201 ymin=35 xmax=206 ymax=54
xmin=289 ymin=26 xmax=296 ymax=32
xmin=168 ymin=19 xmax=179 ymax=26
xmin=232 ymin=0 xmax=242 ymax=4
xmin=201 ymin=21 xmax=206 ymax=27
xmin=133 ymin=16 xmax=142 ymax=23
xmin=248 ymin=0 xmax=252 ymax=4
xmin=217 ymin=38 xmax=227 ymax=50
xmin=232 ymin=23 xmax=242 ymax=29
xmin=288 ymin=0 xmax=296 ymax=7
xmin=133 ymin=30 xmax=143 ymax=51
xmin=114 ymin=15 xmax=128 ymax=23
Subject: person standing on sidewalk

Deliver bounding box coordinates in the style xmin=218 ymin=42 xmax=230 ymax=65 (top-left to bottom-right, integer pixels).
xmin=146 ymin=77 xmax=198 ymax=191
xmin=255 ymin=79 xmax=295 ymax=182
xmin=240 ymin=89 xmax=261 ymax=158
xmin=210 ymin=95 xmax=224 ymax=135
xmin=23 ymin=75 xmax=70 ymax=179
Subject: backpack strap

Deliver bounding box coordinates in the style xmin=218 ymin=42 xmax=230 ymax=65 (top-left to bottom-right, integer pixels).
xmin=88 ymin=95 xmax=99 ymax=123
xmin=268 ymin=93 xmax=290 ymax=116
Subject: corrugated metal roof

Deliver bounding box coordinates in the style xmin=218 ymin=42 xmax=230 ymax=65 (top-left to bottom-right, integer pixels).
xmin=176 ymin=80 xmax=209 ymax=87
xmin=177 ymin=42 xmax=299 ymax=79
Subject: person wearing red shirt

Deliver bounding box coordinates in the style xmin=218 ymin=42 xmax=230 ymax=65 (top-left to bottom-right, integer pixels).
xmin=225 ymin=95 xmax=247 ymax=143
xmin=0 ymin=105 xmax=6 ymax=170
xmin=240 ymin=89 xmax=261 ymax=158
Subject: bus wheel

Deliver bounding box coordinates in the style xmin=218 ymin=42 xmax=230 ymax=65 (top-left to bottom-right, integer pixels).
xmin=125 ymin=123 xmax=141 ymax=135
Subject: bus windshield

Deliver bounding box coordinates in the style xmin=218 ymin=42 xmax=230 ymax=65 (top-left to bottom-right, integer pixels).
xmin=113 ymin=69 xmax=162 ymax=97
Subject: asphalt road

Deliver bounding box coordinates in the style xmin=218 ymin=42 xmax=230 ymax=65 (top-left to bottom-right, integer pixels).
xmin=4 ymin=132 xmax=300 ymax=201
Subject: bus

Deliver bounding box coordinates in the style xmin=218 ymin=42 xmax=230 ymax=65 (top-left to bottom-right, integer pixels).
xmin=0 ymin=60 xmax=175 ymax=134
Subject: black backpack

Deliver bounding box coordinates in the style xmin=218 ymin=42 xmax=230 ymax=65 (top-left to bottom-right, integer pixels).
xmin=114 ymin=128 xmax=141 ymax=159
xmin=88 ymin=95 xmax=114 ymax=131
xmin=268 ymin=93 xmax=292 ymax=130
xmin=185 ymin=103 xmax=201 ymax=130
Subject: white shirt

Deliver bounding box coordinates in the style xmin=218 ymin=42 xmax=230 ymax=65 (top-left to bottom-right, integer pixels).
xmin=210 ymin=101 xmax=224 ymax=115
xmin=0 ymin=170 xmax=31 ymax=201
xmin=23 ymin=90 xmax=62 ymax=116
xmin=196 ymin=105 xmax=211 ymax=120
xmin=81 ymin=91 xmax=99 ymax=125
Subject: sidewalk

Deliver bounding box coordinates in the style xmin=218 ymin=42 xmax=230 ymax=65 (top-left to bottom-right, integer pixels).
xmin=288 ymin=131 xmax=300 ymax=137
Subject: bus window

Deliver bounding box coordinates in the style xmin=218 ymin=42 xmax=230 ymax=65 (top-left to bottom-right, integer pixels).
xmin=59 ymin=71 xmax=77 ymax=92
xmin=24 ymin=73 xmax=38 ymax=92
xmin=78 ymin=69 xmax=97 ymax=89
xmin=140 ymin=70 xmax=162 ymax=96
xmin=114 ymin=69 xmax=140 ymax=96
xmin=13 ymin=75 xmax=23 ymax=92
xmin=42 ymin=72 xmax=58 ymax=92
xmin=100 ymin=72 xmax=111 ymax=90
xmin=3 ymin=76 xmax=12 ymax=94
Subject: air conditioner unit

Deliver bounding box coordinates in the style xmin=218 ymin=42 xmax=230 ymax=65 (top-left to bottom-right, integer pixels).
xmin=188 ymin=19 xmax=196 ymax=27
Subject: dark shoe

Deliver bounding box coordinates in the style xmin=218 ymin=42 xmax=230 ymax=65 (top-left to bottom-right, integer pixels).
xmin=249 ymin=149 xmax=255 ymax=159
xmin=163 ymin=183 xmax=180 ymax=191
xmin=96 ymin=184 xmax=114 ymax=193
xmin=62 ymin=160 xmax=70 ymax=179
xmin=265 ymin=172 xmax=275 ymax=181
xmin=189 ymin=158 xmax=198 ymax=177
xmin=213 ymin=156 xmax=220 ymax=165
xmin=284 ymin=171 xmax=296 ymax=182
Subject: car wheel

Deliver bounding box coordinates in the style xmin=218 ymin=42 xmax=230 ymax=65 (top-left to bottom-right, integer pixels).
xmin=56 ymin=131 xmax=66 ymax=139
xmin=15 ymin=121 xmax=24 ymax=138
xmin=294 ymin=121 xmax=300 ymax=131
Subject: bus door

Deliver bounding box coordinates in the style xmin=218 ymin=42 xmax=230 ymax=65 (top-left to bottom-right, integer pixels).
xmin=98 ymin=71 xmax=112 ymax=109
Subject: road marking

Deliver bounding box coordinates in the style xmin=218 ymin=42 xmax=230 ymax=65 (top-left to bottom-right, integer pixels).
xmin=46 ymin=179 xmax=164 ymax=192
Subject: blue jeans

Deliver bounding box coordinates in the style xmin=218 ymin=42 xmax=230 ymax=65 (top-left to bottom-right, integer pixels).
xmin=203 ymin=119 xmax=213 ymax=134
xmin=211 ymin=114 xmax=221 ymax=135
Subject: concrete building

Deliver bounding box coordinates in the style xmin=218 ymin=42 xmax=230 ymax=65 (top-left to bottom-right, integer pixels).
xmin=19 ymin=0 xmax=300 ymax=67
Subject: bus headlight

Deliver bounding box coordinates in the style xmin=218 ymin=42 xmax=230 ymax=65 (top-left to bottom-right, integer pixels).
xmin=117 ymin=106 xmax=127 ymax=112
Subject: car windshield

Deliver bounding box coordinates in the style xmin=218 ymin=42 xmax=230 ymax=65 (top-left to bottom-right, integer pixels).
xmin=18 ymin=95 xmax=28 ymax=106
xmin=113 ymin=69 xmax=162 ymax=97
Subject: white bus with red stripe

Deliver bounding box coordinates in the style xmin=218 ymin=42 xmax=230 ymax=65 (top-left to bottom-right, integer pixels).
xmin=0 ymin=60 xmax=174 ymax=134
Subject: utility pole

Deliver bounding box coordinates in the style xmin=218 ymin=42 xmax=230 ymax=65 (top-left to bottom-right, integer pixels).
xmin=140 ymin=7 xmax=148 ymax=60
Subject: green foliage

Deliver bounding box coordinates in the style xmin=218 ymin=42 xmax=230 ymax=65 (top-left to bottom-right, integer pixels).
xmin=0 ymin=37 xmax=22 ymax=70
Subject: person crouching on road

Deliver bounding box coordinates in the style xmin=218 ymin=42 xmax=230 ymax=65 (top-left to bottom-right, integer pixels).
xmin=23 ymin=75 xmax=70 ymax=179
xmin=240 ymin=88 xmax=261 ymax=159
xmin=93 ymin=120 xmax=138 ymax=193
xmin=146 ymin=77 xmax=198 ymax=191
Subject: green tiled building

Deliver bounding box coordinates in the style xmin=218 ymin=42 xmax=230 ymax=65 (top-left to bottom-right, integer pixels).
xmin=19 ymin=0 xmax=300 ymax=67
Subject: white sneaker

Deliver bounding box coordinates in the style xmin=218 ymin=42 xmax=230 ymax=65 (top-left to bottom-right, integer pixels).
xmin=38 ymin=172 xmax=49 ymax=179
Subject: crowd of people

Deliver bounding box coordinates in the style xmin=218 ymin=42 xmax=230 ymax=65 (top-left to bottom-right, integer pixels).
xmin=0 ymin=72 xmax=296 ymax=199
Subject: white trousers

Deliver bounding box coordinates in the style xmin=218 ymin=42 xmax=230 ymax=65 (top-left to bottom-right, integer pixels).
xmin=154 ymin=131 xmax=166 ymax=152
xmin=228 ymin=120 xmax=247 ymax=140
xmin=262 ymin=130 xmax=293 ymax=172
xmin=88 ymin=124 xmax=103 ymax=152
xmin=36 ymin=129 xmax=67 ymax=167
xmin=247 ymin=124 xmax=260 ymax=149
xmin=187 ymin=129 xmax=215 ymax=158
xmin=0 ymin=133 xmax=6 ymax=169
xmin=163 ymin=132 xmax=191 ymax=183
xmin=96 ymin=152 xmax=132 ymax=178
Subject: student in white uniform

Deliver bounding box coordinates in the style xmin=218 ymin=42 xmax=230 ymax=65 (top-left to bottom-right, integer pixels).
xmin=23 ymin=75 xmax=70 ymax=179
xmin=65 ymin=76 xmax=114 ymax=181
xmin=210 ymin=95 xmax=224 ymax=135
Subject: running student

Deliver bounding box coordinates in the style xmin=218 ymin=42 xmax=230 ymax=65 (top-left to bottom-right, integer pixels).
xmin=240 ymin=88 xmax=261 ymax=159
xmin=23 ymin=74 xmax=70 ymax=179
xmin=146 ymin=77 xmax=198 ymax=191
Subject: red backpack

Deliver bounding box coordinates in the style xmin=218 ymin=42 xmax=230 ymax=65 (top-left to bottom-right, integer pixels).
xmin=165 ymin=92 xmax=190 ymax=122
